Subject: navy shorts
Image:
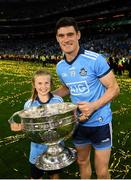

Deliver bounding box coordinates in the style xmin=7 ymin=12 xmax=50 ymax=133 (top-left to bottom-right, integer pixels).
xmin=73 ymin=123 xmax=112 ymax=150
xmin=30 ymin=163 xmax=61 ymax=179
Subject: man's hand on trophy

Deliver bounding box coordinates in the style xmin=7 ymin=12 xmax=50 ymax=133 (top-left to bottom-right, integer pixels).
xmin=77 ymin=101 xmax=97 ymax=122
xmin=78 ymin=113 xmax=89 ymax=121
xmin=10 ymin=123 xmax=23 ymax=131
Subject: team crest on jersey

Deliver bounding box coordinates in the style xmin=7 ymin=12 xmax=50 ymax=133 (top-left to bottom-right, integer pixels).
xmin=79 ymin=68 xmax=87 ymax=76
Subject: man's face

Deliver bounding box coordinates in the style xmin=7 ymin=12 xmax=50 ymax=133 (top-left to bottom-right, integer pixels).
xmin=56 ymin=26 xmax=80 ymax=55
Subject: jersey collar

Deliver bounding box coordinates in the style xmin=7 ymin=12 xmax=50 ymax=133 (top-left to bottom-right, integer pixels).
xmin=36 ymin=92 xmax=53 ymax=104
xmin=64 ymin=47 xmax=85 ymax=65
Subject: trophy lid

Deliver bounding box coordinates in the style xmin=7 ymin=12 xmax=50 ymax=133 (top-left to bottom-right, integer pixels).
xmin=19 ymin=102 xmax=77 ymax=119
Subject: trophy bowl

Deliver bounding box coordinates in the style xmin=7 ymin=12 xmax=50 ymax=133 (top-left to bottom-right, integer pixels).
xmin=9 ymin=102 xmax=77 ymax=170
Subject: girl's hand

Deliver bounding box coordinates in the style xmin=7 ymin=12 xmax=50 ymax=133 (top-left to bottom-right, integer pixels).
xmin=10 ymin=123 xmax=23 ymax=131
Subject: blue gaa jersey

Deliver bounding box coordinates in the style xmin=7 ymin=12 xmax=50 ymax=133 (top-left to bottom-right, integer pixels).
xmin=56 ymin=48 xmax=112 ymax=127
xmin=24 ymin=93 xmax=63 ymax=164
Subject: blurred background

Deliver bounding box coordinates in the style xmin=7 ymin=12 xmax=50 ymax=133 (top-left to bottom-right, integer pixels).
xmin=0 ymin=0 xmax=131 ymax=66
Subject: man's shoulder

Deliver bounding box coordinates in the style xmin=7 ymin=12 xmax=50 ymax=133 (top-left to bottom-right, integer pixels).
xmin=57 ymin=59 xmax=65 ymax=67
xmin=81 ymin=49 xmax=100 ymax=61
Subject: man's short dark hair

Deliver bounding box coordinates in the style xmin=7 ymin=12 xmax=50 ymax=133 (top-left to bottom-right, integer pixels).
xmin=55 ymin=17 xmax=79 ymax=34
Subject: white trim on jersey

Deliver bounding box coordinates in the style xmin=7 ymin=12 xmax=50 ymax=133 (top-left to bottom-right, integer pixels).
xmin=109 ymin=121 xmax=112 ymax=147
xmin=85 ymin=50 xmax=99 ymax=57
xmin=81 ymin=54 xmax=97 ymax=60
xmin=83 ymin=50 xmax=99 ymax=60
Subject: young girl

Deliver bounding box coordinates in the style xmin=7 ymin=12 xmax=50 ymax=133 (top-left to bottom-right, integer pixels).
xmin=10 ymin=69 xmax=64 ymax=179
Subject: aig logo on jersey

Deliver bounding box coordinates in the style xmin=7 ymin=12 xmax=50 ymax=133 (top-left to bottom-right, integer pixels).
xmin=66 ymin=81 xmax=90 ymax=95
xmin=79 ymin=68 xmax=87 ymax=76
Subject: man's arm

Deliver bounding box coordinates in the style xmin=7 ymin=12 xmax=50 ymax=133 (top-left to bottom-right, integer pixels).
xmin=53 ymin=85 xmax=70 ymax=97
xmin=93 ymin=70 xmax=120 ymax=109
xmin=78 ymin=70 xmax=120 ymax=117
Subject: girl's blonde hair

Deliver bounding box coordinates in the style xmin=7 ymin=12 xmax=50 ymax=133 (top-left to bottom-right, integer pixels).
xmin=31 ymin=69 xmax=52 ymax=102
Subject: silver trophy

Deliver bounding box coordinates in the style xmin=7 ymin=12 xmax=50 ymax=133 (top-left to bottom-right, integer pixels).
xmin=9 ymin=102 xmax=77 ymax=170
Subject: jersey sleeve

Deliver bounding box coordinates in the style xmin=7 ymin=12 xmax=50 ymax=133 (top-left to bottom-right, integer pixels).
xmin=24 ymin=99 xmax=32 ymax=110
xmin=95 ymin=54 xmax=111 ymax=78
xmin=56 ymin=62 xmax=66 ymax=85
xmin=53 ymin=95 xmax=64 ymax=103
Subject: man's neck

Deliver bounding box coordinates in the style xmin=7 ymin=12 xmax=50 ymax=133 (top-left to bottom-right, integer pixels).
xmin=66 ymin=46 xmax=80 ymax=62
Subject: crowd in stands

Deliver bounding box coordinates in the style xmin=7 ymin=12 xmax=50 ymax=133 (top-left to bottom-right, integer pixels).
xmin=81 ymin=33 xmax=131 ymax=77
xmin=0 ymin=32 xmax=131 ymax=77
xmin=2 ymin=0 xmax=98 ymax=19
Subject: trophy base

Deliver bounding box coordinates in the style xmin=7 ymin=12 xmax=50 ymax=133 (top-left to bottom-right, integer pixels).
xmin=35 ymin=145 xmax=76 ymax=170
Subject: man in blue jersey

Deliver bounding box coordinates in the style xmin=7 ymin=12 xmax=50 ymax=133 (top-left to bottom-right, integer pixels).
xmin=53 ymin=17 xmax=120 ymax=179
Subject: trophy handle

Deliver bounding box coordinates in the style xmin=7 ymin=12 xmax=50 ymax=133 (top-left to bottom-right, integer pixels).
xmin=8 ymin=111 xmax=21 ymax=124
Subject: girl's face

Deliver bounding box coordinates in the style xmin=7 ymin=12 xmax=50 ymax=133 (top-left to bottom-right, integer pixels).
xmin=34 ymin=75 xmax=51 ymax=97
